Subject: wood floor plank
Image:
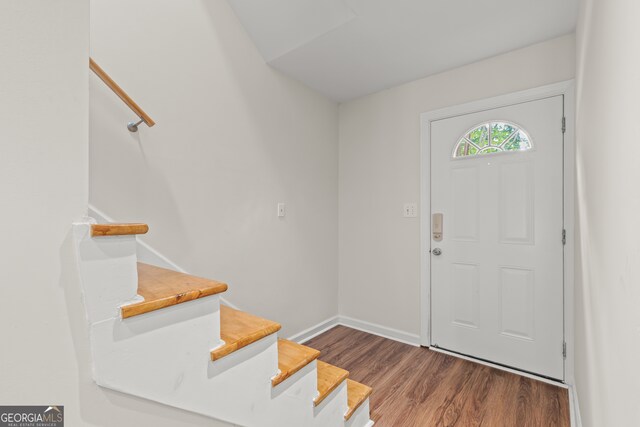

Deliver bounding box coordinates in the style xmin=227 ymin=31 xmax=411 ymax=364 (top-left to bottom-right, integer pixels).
xmin=305 ymin=325 xmax=570 ymax=427
xmin=455 ymin=364 xmax=500 ymax=427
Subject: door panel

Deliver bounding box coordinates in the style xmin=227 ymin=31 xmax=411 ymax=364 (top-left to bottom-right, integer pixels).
xmin=430 ymin=96 xmax=564 ymax=380
xmin=451 ymin=167 xmax=479 ymax=241
xmin=499 ymin=161 xmax=534 ymax=244
xmin=499 ymin=267 xmax=535 ymax=340
xmin=450 ymin=263 xmax=479 ymax=328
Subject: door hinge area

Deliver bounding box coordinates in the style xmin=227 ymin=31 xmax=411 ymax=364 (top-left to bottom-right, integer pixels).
xmin=562 ymin=116 xmax=566 ymax=134
xmin=562 ymin=341 xmax=567 ymax=359
xmin=562 ymin=229 xmax=566 ymax=245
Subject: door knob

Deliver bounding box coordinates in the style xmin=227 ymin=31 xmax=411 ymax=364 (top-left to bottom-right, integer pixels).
xmin=432 ymin=248 xmax=442 ymax=256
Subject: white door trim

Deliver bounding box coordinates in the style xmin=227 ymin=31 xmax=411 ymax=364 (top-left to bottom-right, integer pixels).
xmin=420 ymin=80 xmax=576 ymax=385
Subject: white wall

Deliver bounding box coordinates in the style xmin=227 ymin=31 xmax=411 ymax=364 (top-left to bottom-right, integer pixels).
xmin=0 ymin=2 xmax=234 ymax=426
xmin=89 ymin=0 xmax=339 ymax=338
xmin=338 ymin=35 xmax=576 ymax=336
xmin=0 ymin=0 xmax=88 ymax=421
xmin=575 ymin=0 xmax=640 ymax=425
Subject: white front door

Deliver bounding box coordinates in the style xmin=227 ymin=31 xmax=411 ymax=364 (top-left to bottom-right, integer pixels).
xmin=430 ymin=96 xmax=564 ymax=380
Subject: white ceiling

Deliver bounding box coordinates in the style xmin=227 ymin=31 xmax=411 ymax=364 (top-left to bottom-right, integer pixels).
xmin=228 ymin=0 xmax=579 ymax=102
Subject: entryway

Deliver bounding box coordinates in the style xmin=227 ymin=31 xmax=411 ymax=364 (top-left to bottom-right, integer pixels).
xmin=421 ymin=85 xmax=572 ymax=382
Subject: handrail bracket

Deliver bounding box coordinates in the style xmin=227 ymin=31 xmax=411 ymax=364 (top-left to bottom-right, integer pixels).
xmin=127 ymin=118 xmax=145 ymax=133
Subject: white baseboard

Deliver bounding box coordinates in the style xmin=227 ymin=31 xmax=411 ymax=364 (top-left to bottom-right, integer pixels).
xmin=288 ymin=316 xmax=340 ymax=343
xmin=336 ymin=316 xmax=420 ymax=347
xmin=288 ymin=314 xmax=420 ymax=347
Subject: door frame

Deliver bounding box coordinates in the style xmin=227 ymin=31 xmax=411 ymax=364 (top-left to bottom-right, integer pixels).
xmin=419 ymin=80 xmax=576 ymax=384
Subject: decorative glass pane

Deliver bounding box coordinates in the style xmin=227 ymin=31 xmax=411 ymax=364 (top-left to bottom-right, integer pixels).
xmin=453 ymin=121 xmax=532 ymax=159
xmin=468 ymin=125 xmax=489 ymax=148
xmin=490 ymin=122 xmax=516 ymax=146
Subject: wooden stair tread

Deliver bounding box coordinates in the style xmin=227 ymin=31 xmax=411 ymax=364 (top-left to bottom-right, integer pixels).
xmin=272 ymin=339 xmax=321 ymax=387
xmin=211 ymin=305 xmax=281 ymax=361
xmin=314 ymin=360 xmax=349 ymax=406
xmin=91 ymin=223 xmax=149 ymax=237
xmin=121 ymin=263 xmax=228 ymax=318
xmin=345 ymin=379 xmax=372 ymax=420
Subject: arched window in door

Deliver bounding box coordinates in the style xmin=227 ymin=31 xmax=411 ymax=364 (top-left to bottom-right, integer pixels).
xmin=453 ymin=121 xmax=532 ymax=158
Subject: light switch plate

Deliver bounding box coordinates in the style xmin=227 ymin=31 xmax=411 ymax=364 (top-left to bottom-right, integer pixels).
xmin=277 ymin=203 xmax=286 ymax=217
xmin=403 ymin=203 xmax=418 ymax=218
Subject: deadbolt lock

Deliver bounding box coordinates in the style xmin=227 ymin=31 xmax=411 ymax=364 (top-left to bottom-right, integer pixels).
xmin=432 ymin=213 xmax=443 ymax=241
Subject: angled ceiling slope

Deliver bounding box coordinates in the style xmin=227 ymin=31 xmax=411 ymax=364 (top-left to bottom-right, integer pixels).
xmin=228 ymin=0 xmax=579 ymax=102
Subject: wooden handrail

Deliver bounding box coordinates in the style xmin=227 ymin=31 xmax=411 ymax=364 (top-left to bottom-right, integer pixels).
xmin=89 ymin=57 xmax=156 ymax=128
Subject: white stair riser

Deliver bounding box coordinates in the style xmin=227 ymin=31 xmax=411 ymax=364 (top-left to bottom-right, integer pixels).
xmin=313 ymin=381 xmax=349 ymax=427
xmin=91 ymin=312 xmax=326 ymax=427
xmin=73 ymin=221 xmax=140 ymax=324
xmin=265 ymin=361 xmax=319 ymax=426
xmin=346 ymin=399 xmax=373 ymax=427
xmin=90 ymin=297 xmax=223 ymax=392
xmin=84 ymin=287 xmax=324 ymax=426
xmin=93 ymin=309 xmax=277 ymax=425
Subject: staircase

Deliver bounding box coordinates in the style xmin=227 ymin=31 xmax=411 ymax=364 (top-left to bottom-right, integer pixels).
xmin=73 ymin=219 xmax=373 ymax=427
